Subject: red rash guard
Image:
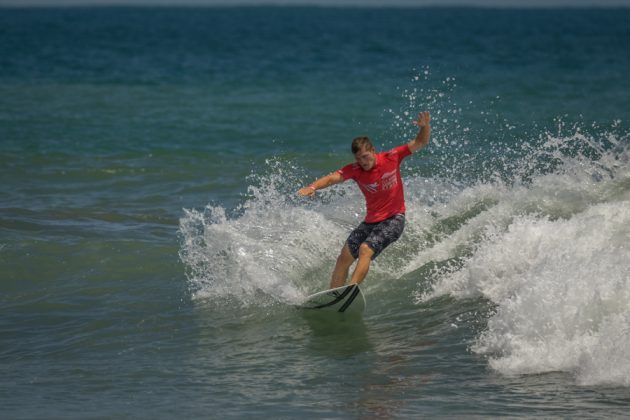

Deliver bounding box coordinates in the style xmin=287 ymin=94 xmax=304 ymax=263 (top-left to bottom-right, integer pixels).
xmin=338 ymin=145 xmax=412 ymax=223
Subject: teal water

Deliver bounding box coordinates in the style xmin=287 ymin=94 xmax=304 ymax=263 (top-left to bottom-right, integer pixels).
xmin=1 ymin=7 xmax=630 ymax=418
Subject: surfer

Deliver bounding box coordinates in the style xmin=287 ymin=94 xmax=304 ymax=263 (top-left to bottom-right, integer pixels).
xmin=298 ymin=111 xmax=431 ymax=288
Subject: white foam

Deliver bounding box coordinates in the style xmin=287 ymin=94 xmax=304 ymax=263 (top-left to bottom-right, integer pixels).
xmin=178 ymin=163 xmax=362 ymax=306
xmin=415 ymin=132 xmax=630 ymax=386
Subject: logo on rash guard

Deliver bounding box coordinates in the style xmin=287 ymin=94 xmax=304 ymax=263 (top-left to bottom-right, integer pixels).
xmin=381 ymin=170 xmax=398 ymax=190
xmin=360 ymin=182 xmax=379 ymax=193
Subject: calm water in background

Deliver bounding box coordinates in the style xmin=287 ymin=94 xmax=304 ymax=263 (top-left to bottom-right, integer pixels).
xmin=1 ymin=6 xmax=630 ymax=418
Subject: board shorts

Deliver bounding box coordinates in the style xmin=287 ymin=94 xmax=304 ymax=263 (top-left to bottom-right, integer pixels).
xmin=346 ymin=213 xmax=405 ymax=260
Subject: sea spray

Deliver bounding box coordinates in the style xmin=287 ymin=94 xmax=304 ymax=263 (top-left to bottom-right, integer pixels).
xmin=416 ymin=128 xmax=630 ymax=386
xmin=179 ymin=158 xmax=366 ymax=305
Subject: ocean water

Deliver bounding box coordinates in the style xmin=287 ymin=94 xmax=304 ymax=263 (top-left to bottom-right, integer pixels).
xmin=1 ymin=6 xmax=630 ymax=418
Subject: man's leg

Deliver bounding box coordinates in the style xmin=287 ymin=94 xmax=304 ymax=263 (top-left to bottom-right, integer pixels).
xmin=348 ymin=214 xmax=405 ymax=286
xmin=330 ymin=244 xmax=355 ymax=289
xmin=349 ymin=243 xmax=374 ymax=285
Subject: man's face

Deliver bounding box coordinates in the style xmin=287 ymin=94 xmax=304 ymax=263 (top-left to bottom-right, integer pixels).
xmin=354 ymin=147 xmax=376 ymax=171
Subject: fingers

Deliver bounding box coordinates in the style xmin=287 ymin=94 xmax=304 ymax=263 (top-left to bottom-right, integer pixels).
xmin=297 ymin=187 xmax=315 ymax=197
xmin=414 ymin=111 xmax=431 ymax=127
xmin=412 ymin=111 xmax=431 ymax=126
xmin=418 ymin=111 xmax=430 ymax=123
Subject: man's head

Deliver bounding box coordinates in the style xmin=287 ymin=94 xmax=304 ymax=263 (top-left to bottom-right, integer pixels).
xmin=351 ymin=136 xmax=377 ymax=171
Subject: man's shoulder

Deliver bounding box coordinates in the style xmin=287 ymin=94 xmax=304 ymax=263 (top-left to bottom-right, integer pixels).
xmin=383 ymin=145 xmax=411 ymax=161
xmin=341 ymin=162 xmax=361 ymax=171
xmin=338 ymin=162 xmax=361 ymax=179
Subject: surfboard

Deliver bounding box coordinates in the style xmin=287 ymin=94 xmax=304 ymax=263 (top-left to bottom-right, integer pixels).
xmin=299 ymin=284 xmax=366 ymax=315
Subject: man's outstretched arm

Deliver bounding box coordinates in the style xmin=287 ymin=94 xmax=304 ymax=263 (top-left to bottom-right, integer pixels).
xmin=297 ymin=171 xmax=345 ymax=197
xmin=408 ymin=111 xmax=431 ymax=153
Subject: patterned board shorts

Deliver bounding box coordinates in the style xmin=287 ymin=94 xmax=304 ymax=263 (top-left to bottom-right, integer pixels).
xmin=346 ymin=214 xmax=405 ymax=260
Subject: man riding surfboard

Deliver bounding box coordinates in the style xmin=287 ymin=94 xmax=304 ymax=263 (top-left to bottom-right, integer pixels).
xmin=298 ymin=111 xmax=431 ymax=288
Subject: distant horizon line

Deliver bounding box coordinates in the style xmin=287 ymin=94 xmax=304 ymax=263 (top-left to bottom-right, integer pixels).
xmin=1 ymin=2 xmax=629 ymax=8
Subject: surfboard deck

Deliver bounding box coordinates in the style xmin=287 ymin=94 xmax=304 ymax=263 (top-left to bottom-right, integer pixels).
xmin=298 ymin=284 xmax=366 ymax=315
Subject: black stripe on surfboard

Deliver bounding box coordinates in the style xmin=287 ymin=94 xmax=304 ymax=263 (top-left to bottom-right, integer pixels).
xmin=306 ymin=285 xmax=356 ymax=310
xmin=338 ymin=285 xmax=361 ymax=313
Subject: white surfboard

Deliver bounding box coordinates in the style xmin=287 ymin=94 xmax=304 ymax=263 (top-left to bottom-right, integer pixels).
xmin=299 ymin=284 xmax=366 ymax=315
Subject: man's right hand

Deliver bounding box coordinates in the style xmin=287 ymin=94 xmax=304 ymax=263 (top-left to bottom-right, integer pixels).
xmin=297 ymin=186 xmax=316 ymax=197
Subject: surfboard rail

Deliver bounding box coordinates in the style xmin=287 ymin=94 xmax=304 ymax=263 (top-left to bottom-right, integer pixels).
xmin=299 ymin=284 xmax=366 ymax=314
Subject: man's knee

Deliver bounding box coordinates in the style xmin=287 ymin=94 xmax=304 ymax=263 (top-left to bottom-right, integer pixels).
xmin=358 ymin=243 xmax=374 ymax=258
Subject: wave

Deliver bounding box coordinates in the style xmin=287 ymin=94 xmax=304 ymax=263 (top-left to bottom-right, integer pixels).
xmin=178 ymin=159 xmax=363 ymax=306
xmin=179 ymin=110 xmax=629 ymax=385
xmin=415 ymin=129 xmax=630 ymax=387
